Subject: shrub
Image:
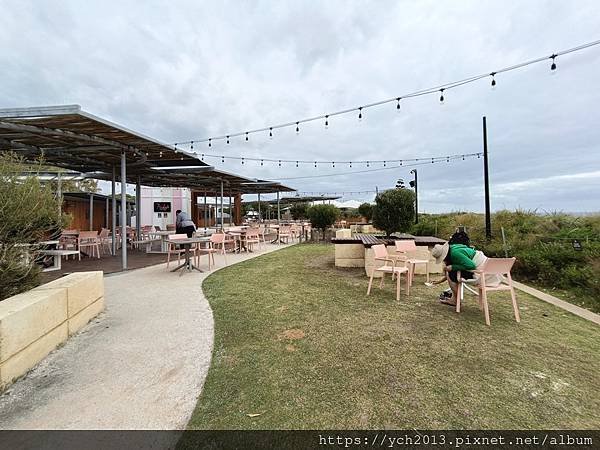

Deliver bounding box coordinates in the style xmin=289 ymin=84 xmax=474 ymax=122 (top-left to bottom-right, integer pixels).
xmin=307 ymin=204 xmax=339 ymax=239
xmin=358 ymin=202 xmax=373 ymax=222
xmin=372 ymin=189 xmax=415 ymax=236
xmin=0 ymin=153 xmax=67 ymax=301
xmin=289 ymin=202 xmax=309 ymax=220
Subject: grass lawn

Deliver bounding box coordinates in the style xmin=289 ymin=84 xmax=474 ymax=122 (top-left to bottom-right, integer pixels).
xmin=188 ymin=244 xmax=600 ymax=429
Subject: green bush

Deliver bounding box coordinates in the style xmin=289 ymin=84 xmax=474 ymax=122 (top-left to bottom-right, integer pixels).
xmin=289 ymin=202 xmax=309 ymax=220
xmin=307 ymin=204 xmax=340 ymax=238
xmin=0 ymin=153 xmax=67 ymax=301
xmin=372 ymin=189 xmax=415 ymax=236
xmin=358 ymin=202 xmax=373 ymax=222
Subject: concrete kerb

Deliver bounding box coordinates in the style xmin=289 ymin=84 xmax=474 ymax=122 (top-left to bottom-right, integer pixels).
xmin=513 ymin=281 xmax=600 ymax=326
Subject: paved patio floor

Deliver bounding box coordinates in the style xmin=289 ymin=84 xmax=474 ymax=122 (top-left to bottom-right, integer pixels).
xmin=0 ymin=243 xmax=290 ymax=430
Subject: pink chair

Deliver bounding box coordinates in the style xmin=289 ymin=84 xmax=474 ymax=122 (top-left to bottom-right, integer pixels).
xmin=457 ymin=257 xmax=520 ymax=326
xmin=78 ymin=231 xmax=100 ymax=259
xmin=98 ymin=228 xmax=111 ymax=255
xmin=366 ymin=244 xmax=410 ymax=302
xmin=278 ymin=225 xmax=291 ymax=244
xmin=166 ymin=233 xmax=188 ymax=269
xmin=242 ymin=228 xmax=261 ymax=251
xmin=210 ymin=232 xmax=229 ymax=265
xmin=394 ymin=240 xmax=430 ymax=285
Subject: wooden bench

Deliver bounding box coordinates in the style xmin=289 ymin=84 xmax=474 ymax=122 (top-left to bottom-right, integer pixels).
xmin=39 ymin=249 xmax=80 ymax=272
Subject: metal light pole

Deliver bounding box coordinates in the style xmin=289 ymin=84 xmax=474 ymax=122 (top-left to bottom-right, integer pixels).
xmin=410 ymin=169 xmax=418 ymax=224
xmin=483 ymin=116 xmax=492 ymax=240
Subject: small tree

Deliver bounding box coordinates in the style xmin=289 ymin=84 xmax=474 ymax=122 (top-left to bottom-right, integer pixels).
xmin=289 ymin=202 xmax=309 ymax=220
xmin=358 ymin=202 xmax=373 ymax=222
xmin=372 ymin=188 xmax=415 ymax=236
xmin=1 ymin=154 xmax=68 ymax=301
xmin=307 ymin=204 xmax=339 ymax=240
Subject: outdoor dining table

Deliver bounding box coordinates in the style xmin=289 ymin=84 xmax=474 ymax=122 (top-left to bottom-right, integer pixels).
xmin=226 ymin=229 xmax=252 ymax=253
xmin=147 ymin=230 xmax=175 ymax=254
xmin=170 ymin=236 xmax=211 ymax=275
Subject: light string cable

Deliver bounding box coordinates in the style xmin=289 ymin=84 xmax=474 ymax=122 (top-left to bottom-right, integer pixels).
xmin=274 ymin=153 xmax=481 ymax=180
xmin=174 ymin=39 xmax=600 ymax=147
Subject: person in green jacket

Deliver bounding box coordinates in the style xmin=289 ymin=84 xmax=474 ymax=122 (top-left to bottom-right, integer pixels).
xmin=431 ymin=242 xmax=477 ymax=306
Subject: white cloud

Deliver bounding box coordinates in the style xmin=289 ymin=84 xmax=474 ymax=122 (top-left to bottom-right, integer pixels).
xmin=1 ymin=0 xmax=599 ymax=212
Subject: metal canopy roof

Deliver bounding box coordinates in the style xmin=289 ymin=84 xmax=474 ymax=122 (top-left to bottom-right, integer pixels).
xmin=0 ymin=105 xmax=295 ymax=194
xmin=244 ymin=194 xmax=341 ymax=204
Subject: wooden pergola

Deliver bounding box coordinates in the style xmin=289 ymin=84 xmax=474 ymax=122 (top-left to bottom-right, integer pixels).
xmin=0 ymin=105 xmax=294 ymax=270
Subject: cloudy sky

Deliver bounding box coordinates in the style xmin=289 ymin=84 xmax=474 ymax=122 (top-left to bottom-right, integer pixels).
xmin=2 ymin=0 xmax=599 ymax=212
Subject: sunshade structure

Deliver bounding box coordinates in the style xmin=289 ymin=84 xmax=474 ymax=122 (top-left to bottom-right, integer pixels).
xmin=259 ymin=194 xmax=341 ymax=205
xmin=0 ymin=105 xmax=294 ymax=269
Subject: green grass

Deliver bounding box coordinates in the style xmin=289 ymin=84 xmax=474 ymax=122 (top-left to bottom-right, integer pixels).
xmin=188 ymin=244 xmax=600 ymax=429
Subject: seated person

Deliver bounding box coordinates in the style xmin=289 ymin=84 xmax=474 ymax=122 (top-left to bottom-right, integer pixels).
xmin=431 ymin=239 xmax=502 ymax=306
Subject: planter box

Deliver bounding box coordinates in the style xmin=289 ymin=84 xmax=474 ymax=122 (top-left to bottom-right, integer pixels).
xmin=0 ymin=271 xmax=104 ymax=390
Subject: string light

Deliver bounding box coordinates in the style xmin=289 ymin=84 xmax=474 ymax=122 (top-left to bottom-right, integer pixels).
xmin=325 ymin=115 xmax=329 ymax=128
xmin=174 ymin=143 xmax=178 ymax=153
xmin=174 ymin=39 xmax=600 ymax=146
xmin=245 ymin=132 xmax=249 ymax=141
xmin=396 ymin=98 xmax=401 ymax=110
xmin=490 ymin=72 xmax=496 ymax=88
xmin=332 ymin=161 xmax=335 ymax=168
xmin=439 ymin=88 xmax=445 ymax=104
xmin=314 ymin=161 xmax=317 ymax=168
xmin=190 ymin=141 xmax=194 ymax=151
xmin=278 ymin=160 xmax=281 ymax=167
xmin=261 ymin=159 xmax=264 ymax=166
xmin=226 ymin=135 xmax=230 ymax=144
xmin=296 ymin=122 xmax=300 ymax=134
xmin=383 ymin=161 xmax=387 ymax=167
xmin=296 ymin=161 xmax=299 ymax=167
xmin=208 ymin=138 xmax=212 ymax=148
xmin=241 ymin=157 xmax=245 ymax=165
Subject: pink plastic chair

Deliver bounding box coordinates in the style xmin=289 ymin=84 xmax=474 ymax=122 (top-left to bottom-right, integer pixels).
xmin=166 ymin=233 xmax=188 ymax=269
xmin=366 ymin=244 xmax=410 ymax=301
xmin=210 ymin=232 xmax=229 ymax=265
xmin=457 ymin=257 xmax=520 ymax=326
xmin=394 ymin=240 xmax=430 ymax=285
xmin=78 ymin=231 xmax=100 ymax=260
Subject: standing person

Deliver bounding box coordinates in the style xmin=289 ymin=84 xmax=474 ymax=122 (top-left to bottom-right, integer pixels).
xmin=175 ymin=209 xmax=196 ymax=238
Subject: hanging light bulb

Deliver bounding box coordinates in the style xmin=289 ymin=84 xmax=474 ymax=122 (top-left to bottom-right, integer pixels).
xmin=226 ymin=135 xmax=230 ymax=144
xmin=447 ymin=156 xmax=450 ymax=162
xmin=366 ymin=161 xmax=370 ymax=167
xmin=269 ymin=127 xmax=273 ymax=139
xmin=201 ymin=153 xmax=205 ymax=159
xmin=325 ymin=115 xmax=329 ymax=129
xmin=241 ymin=157 xmax=245 ymax=165
xmin=314 ymin=161 xmax=317 ymax=168
xmin=296 ymin=161 xmax=298 ymax=167
xmin=260 ymin=159 xmax=264 ymax=166
xmin=208 ymin=138 xmax=212 ymax=148
xmin=477 ymin=153 xmax=481 ymax=159
xmin=550 ymin=54 xmax=557 ymax=71
xmin=180 ymin=156 xmax=184 ymax=161
xmin=296 ymin=122 xmax=300 ymax=134
xmin=221 ymin=156 xmax=225 ymax=163
xmin=190 ymin=141 xmax=194 ymax=152
xmin=462 ymin=155 xmax=465 ymax=160
xmin=332 ymin=161 xmax=335 ymax=168
xmin=358 ymin=107 xmax=363 ymax=122
xmin=349 ymin=162 xmax=352 ymax=168
xmin=439 ymin=89 xmax=445 ymax=104
xmin=400 ymin=161 xmax=403 ymax=166
xmin=431 ymin=158 xmax=435 ymax=164
xmin=396 ymin=97 xmax=401 ymax=112
xmin=490 ymin=72 xmax=497 ymax=89
xmin=278 ymin=160 xmax=281 ymax=167
xmin=245 ymin=132 xmax=249 ymax=142
xmin=174 ymin=143 xmax=178 ymax=153
xmin=383 ymin=161 xmax=386 ymax=167
xmin=159 ymin=151 xmax=163 ymax=158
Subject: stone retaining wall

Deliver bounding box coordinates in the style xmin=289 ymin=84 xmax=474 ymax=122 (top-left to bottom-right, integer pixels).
xmin=0 ymin=271 xmax=104 ymax=390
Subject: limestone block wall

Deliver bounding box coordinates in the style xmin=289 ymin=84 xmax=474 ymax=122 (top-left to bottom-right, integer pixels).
xmin=0 ymin=271 xmax=104 ymax=390
xmin=335 ymin=243 xmax=364 ymax=268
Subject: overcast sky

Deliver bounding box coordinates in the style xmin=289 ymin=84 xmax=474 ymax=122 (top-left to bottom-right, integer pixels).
xmin=2 ymin=0 xmax=599 ymax=212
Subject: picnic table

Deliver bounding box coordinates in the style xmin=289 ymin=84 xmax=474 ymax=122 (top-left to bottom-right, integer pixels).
xmin=170 ymin=237 xmax=211 ymax=275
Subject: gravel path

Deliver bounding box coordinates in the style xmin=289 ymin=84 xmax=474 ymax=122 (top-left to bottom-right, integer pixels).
xmin=0 ymin=243 xmax=288 ymax=430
